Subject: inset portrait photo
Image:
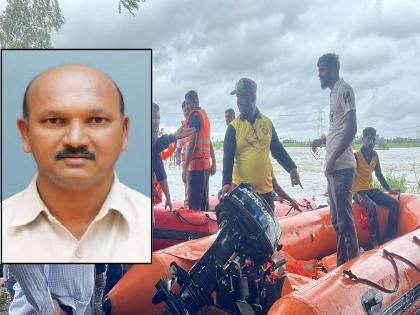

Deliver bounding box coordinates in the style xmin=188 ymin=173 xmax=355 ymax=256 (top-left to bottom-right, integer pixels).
xmin=1 ymin=49 xmax=152 ymax=263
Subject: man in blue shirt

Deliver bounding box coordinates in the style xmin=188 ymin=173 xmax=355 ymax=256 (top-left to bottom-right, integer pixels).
xmin=9 ymin=264 xmax=95 ymax=315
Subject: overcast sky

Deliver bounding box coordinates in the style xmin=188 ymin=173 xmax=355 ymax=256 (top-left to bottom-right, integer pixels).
xmin=3 ymin=0 xmax=419 ymax=140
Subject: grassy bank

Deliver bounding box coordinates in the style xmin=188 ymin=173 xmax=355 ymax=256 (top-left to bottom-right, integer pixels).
xmin=385 ymin=143 xmax=420 ymax=148
xmin=373 ymin=163 xmax=420 ymax=194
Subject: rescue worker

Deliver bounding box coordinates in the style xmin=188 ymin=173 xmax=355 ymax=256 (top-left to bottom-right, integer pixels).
xmin=218 ymin=78 xmax=302 ymax=210
xmin=352 ymin=127 xmax=400 ymax=247
xmin=152 ymin=102 xmax=194 ymax=210
xmin=176 ymin=101 xmax=192 ymax=208
xmin=311 ymin=53 xmax=359 ymax=266
xmin=182 ymin=90 xmax=216 ymax=211
xmin=225 ymin=108 xmax=236 ymax=126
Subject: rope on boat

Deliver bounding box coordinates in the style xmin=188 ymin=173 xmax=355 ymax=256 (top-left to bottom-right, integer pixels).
xmin=282 ymin=198 xmax=313 ymax=216
xmin=174 ymin=198 xmax=314 ymax=225
xmin=343 ymin=246 xmax=420 ymax=294
xmin=173 ymin=210 xmax=217 ymax=227
xmin=343 ymin=251 xmax=400 ymax=294
xmin=382 ymin=249 xmax=420 ymax=273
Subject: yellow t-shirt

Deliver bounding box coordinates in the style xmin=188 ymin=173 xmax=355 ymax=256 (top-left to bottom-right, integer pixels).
xmin=352 ymin=149 xmax=378 ymax=196
xmin=231 ymin=114 xmax=273 ymax=194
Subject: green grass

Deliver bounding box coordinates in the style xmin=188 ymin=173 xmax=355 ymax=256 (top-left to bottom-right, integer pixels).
xmin=0 ymin=288 xmax=12 ymax=315
xmin=373 ymin=163 xmax=420 ymax=194
xmin=373 ymin=172 xmax=408 ymax=192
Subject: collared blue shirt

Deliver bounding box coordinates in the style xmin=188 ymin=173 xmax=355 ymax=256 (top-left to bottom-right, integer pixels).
xmin=9 ymin=264 xmax=95 ymax=315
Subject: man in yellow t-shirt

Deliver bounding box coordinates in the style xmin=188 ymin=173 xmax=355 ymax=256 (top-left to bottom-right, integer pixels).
xmin=352 ymin=127 xmax=400 ymax=247
xmin=218 ymin=78 xmax=302 ymax=210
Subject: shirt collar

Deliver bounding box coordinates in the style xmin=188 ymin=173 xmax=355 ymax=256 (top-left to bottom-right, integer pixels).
xmin=361 ymin=145 xmax=374 ymax=160
xmin=7 ymin=173 xmax=133 ymax=234
xmin=93 ymin=174 xmax=134 ymax=234
xmin=239 ymin=107 xmax=261 ymax=123
xmin=7 ymin=174 xmax=48 ymax=227
xmin=331 ymin=78 xmax=343 ymax=94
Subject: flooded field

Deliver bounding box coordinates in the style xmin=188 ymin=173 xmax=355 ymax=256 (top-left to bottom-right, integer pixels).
xmin=165 ymin=147 xmax=420 ymax=205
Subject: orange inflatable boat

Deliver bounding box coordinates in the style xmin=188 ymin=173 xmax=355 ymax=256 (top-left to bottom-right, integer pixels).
xmin=108 ymin=193 xmax=420 ymax=315
xmin=153 ymin=195 xmax=316 ymax=250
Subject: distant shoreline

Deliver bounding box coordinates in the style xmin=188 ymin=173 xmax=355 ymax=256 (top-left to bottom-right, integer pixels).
xmin=212 ymin=141 xmax=420 ymax=150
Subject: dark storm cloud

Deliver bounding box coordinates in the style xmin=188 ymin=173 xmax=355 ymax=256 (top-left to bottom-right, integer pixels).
xmin=52 ymin=0 xmax=420 ymax=139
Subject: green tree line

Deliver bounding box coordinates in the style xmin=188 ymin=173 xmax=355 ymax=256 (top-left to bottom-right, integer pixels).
xmin=0 ymin=0 xmax=143 ymax=48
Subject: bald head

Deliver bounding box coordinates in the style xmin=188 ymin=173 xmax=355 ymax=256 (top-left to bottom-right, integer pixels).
xmin=23 ymin=64 xmax=124 ymax=119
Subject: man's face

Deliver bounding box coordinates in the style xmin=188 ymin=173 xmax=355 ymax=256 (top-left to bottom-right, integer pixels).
xmin=236 ymin=93 xmax=255 ymax=120
xmin=225 ymin=112 xmax=235 ymax=125
xmin=318 ymin=62 xmax=333 ymax=90
xmin=184 ymin=98 xmax=197 ymax=114
xmin=18 ymin=65 xmax=129 ymax=190
xmin=152 ymin=108 xmax=160 ymax=133
xmin=362 ymin=135 xmax=376 ymax=151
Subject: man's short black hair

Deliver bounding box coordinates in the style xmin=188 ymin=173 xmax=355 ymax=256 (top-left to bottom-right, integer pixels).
xmin=22 ymin=76 xmax=125 ymax=119
xmin=317 ymin=53 xmax=340 ymax=73
xmin=363 ymin=127 xmax=376 ymax=138
xmin=181 ymin=101 xmax=186 ymax=108
xmin=152 ymin=102 xmax=160 ymax=111
xmin=185 ymin=90 xmax=199 ymax=103
xmin=225 ymin=108 xmax=235 ymax=116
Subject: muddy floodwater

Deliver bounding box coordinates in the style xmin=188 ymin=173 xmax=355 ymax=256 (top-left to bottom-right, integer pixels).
xmin=165 ymin=147 xmax=420 ymax=206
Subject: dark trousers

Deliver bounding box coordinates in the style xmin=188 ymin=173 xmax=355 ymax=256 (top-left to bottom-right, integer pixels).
xmin=354 ymin=188 xmax=399 ymax=244
xmin=188 ymin=169 xmax=210 ymax=211
xmin=95 ymin=264 xmax=106 ymax=275
xmin=103 ymin=264 xmax=124 ymax=297
xmin=327 ymin=168 xmax=359 ymax=266
xmin=59 ymin=303 xmax=73 ymax=315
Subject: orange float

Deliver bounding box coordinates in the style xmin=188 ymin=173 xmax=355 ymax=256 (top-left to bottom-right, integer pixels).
xmin=108 ymin=193 xmax=420 ymax=315
xmin=153 ymin=195 xmax=316 ymax=250
xmin=160 ymin=143 xmax=175 ymax=160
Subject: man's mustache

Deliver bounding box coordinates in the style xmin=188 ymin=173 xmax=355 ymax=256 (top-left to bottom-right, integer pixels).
xmin=55 ymin=147 xmax=96 ymax=160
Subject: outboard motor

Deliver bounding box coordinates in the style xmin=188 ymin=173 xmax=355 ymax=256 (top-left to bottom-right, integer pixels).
xmin=153 ymin=183 xmax=285 ymax=315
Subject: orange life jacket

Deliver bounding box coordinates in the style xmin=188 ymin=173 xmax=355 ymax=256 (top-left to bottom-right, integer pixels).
xmin=186 ymin=108 xmax=211 ymax=170
xmin=282 ymin=251 xmax=319 ymax=279
xmin=152 ymin=173 xmax=163 ymax=205
xmin=320 ymin=252 xmax=337 ymax=272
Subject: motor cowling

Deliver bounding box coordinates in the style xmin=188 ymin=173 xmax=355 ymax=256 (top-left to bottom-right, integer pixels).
xmin=152 ymin=183 xmax=283 ymax=315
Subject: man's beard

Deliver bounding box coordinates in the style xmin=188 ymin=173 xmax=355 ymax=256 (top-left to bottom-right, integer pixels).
xmin=320 ymin=78 xmax=328 ymax=90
